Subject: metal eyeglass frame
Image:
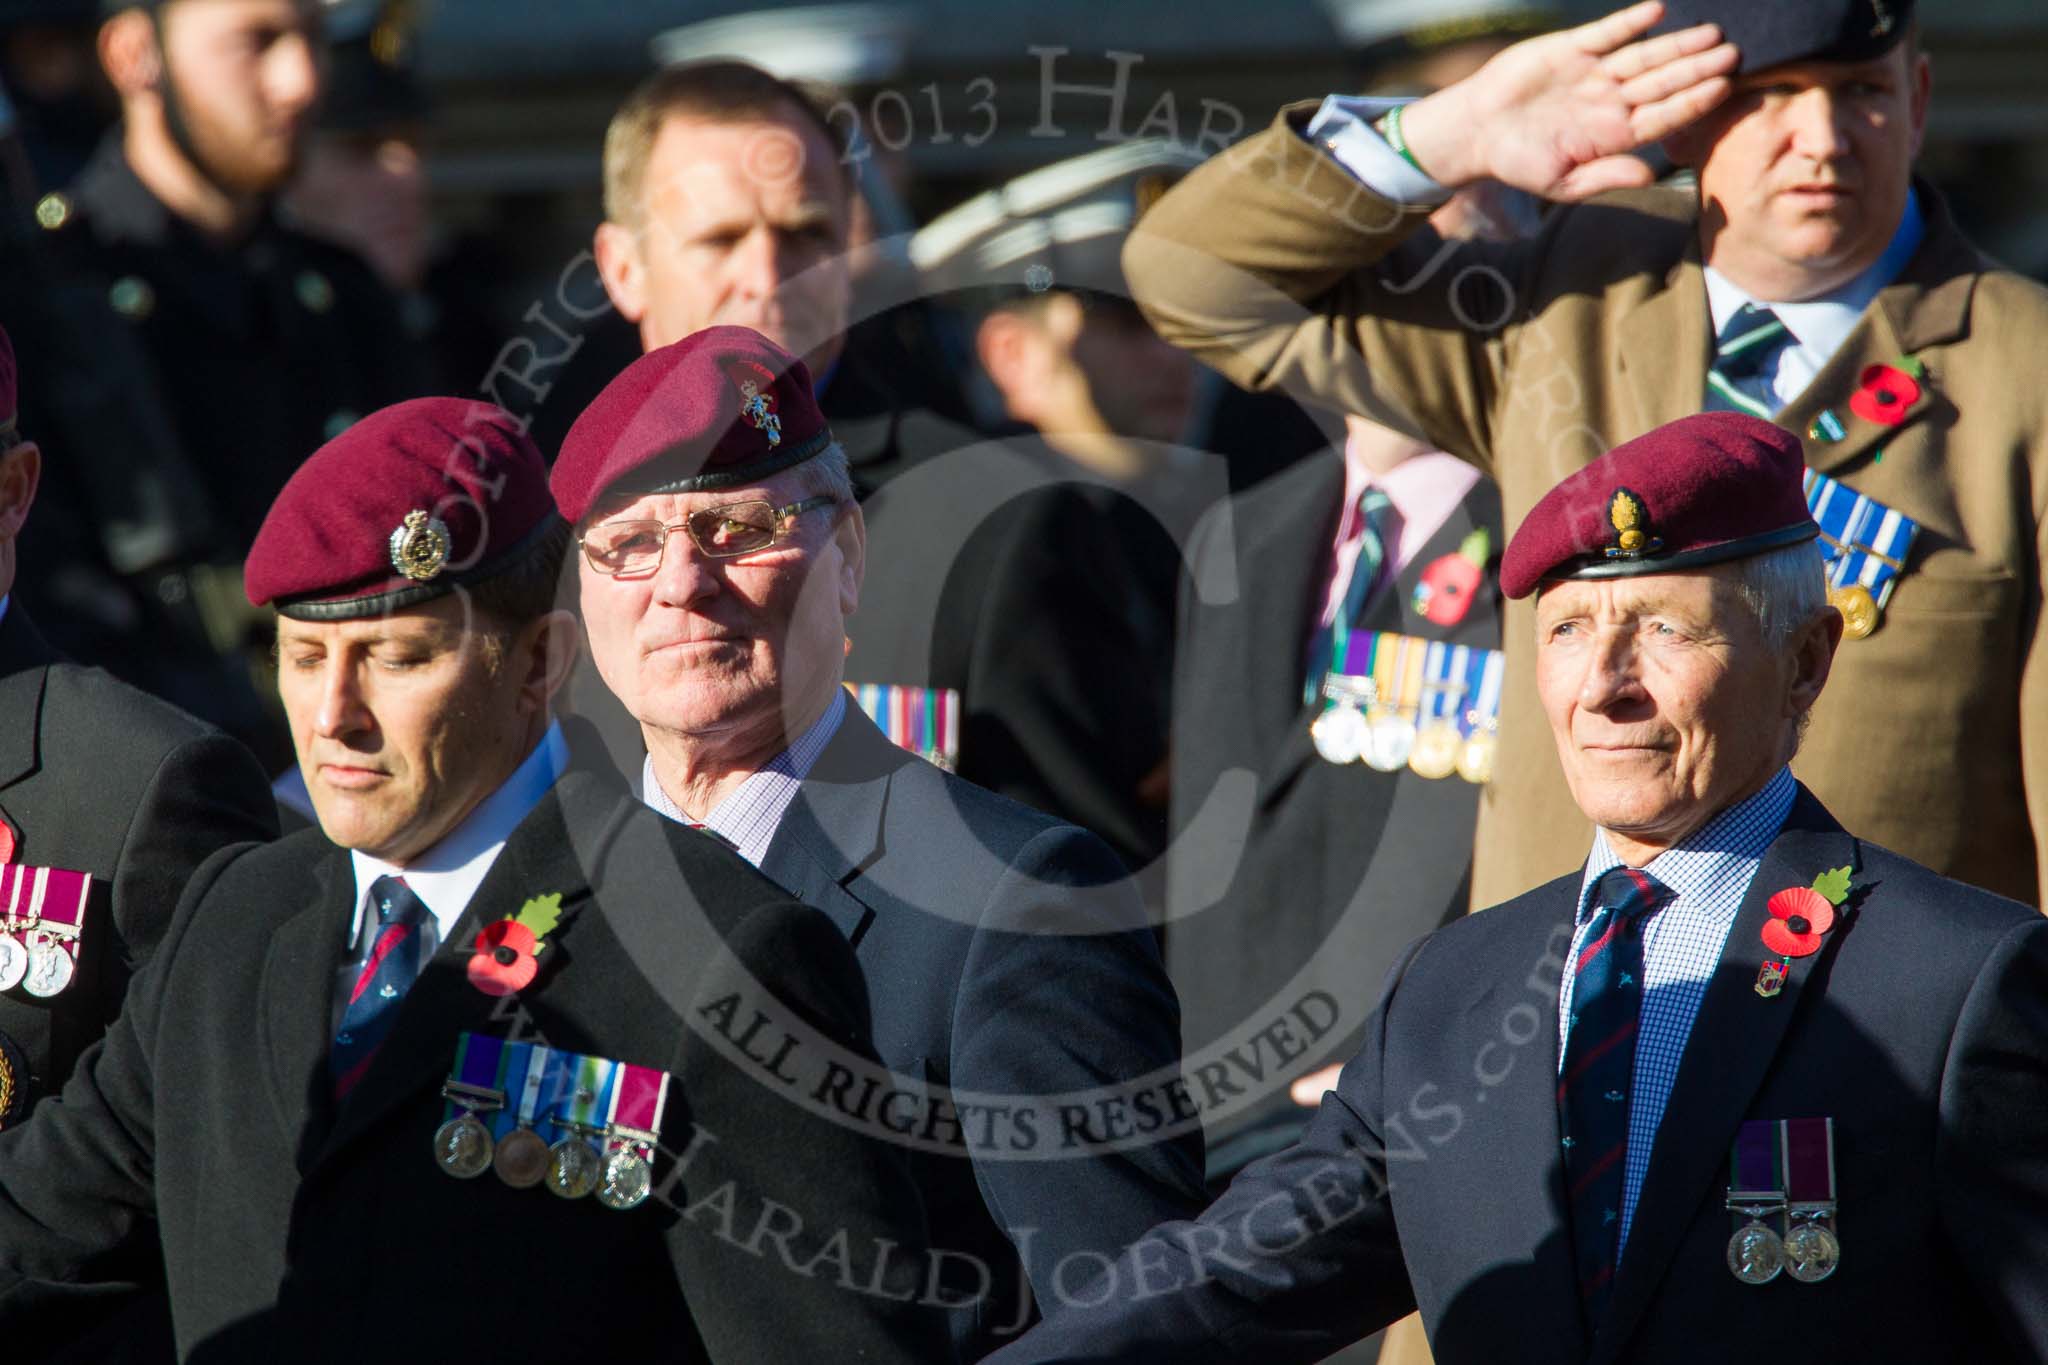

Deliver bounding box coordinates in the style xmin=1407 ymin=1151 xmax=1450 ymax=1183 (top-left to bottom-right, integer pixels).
xmin=580 ymin=495 xmax=839 ymax=575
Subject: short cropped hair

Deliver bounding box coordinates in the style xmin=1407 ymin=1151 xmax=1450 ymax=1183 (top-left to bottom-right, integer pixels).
xmin=466 ymin=519 xmax=573 ymax=632
xmin=602 ymin=60 xmax=851 ymax=227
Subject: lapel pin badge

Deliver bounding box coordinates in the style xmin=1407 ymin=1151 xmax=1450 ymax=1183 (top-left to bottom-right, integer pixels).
xmin=1755 ymin=866 xmax=1853 ymax=997
xmin=467 ymin=892 xmax=563 ymax=997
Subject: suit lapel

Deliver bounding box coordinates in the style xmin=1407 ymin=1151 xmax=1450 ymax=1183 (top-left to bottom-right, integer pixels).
xmin=256 ymin=851 xmax=354 ymax=1166
xmin=0 ymin=607 xmax=56 ymax=799
xmin=1779 ymin=191 xmax=1978 ymax=479
xmin=1594 ymin=791 xmax=1860 ymax=1361
xmin=1615 ymin=236 xmax=1713 ymax=434
xmin=309 ymin=785 xmax=601 ymax=1169
xmin=759 ymin=709 xmax=891 ymax=947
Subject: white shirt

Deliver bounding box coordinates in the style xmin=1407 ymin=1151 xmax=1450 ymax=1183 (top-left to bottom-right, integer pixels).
xmin=641 ymin=689 xmax=846 ymax=869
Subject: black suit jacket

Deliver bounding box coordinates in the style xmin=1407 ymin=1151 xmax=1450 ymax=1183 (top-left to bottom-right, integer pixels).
xmin=985 ymin=789 xmax=2048 ymax=1363
xmin=0 ymin=605 xmax=276 ymax=1115
xmin=1165 ymin=455 xmax=1502 ymax=1166
xmin=846 ymin=437 xmax=1174 ymax=872
xmin=758 ymin=707 xmax=1207 ymax=1359
xmin=0 ymin=766 xmax=953 ymax=1364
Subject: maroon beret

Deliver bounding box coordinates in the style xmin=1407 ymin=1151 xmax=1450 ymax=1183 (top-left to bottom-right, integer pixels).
xmin=1500 ymin=412 xmax=1817 ymax=599
xmin=246 ymin=398 xmax=560 ymax=620
xmin=550 ymin=324 xmax=832 ymax=523
xmin=0 ymin=323 xmax=16 ymax=444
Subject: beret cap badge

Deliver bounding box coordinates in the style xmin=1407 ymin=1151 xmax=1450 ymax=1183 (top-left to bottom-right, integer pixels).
xmin=388 ymin=509 xmax=452 ymax=582
xmin=1603 ymin=487 xmax=1663 ymax=561
xmin=733 ymin=364 xmax=783 ymax=448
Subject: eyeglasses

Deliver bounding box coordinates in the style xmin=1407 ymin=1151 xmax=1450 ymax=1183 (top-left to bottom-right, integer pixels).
xmin=579 ymin=495 xmax=839 ymax=576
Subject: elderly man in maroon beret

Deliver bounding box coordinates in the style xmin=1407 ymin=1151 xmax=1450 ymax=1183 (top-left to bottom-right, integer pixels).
xmin=0 ymin=396 xmax=952 ymax=1364
xmin=554 ymin=323 xmax=1208 ymax=1361
xmin=985 ymin=410 xmax=2048 ymax=1365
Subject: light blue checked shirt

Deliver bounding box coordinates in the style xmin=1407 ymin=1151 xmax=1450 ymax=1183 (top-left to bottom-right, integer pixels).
xmin=641 ymin=689 xmax=845 ymax=868
xmin=1559 ymin=766 xmax=1797 ymax=1252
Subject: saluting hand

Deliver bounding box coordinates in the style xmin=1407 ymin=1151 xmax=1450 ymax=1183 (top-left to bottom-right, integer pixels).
xmin=1397 ymin=0 xmax=1739 ymax=202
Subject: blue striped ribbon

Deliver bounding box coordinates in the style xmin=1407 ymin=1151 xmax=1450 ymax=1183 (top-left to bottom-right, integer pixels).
xmin=1800 ymin=468 xmax=1919 ymax=610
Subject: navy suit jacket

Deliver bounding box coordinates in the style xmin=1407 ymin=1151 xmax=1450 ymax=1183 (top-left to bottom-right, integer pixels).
xmin=985 ymin=788 xmax=2048 ymax=1363
xmin=759 ymin=706 xmax=1209 ymax=1359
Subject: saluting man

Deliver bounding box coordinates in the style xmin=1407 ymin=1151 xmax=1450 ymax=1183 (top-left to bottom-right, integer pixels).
xmin=1121 ymin=0 xmax=2048 ymax=909
xmin=984 ymin=412 xmax=2048 ymax=1364
xmin=0 ymin=397 xmax=950 ymax=1364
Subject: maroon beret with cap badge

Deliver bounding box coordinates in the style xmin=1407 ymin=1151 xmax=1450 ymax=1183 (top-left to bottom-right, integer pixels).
xmin=549 ymin=325 xmax=833 ymax=524
xmin=1500 ymin=412 xmax=1818 ymax=599
xmin=245 ymin=397 xmax=560 ymax=620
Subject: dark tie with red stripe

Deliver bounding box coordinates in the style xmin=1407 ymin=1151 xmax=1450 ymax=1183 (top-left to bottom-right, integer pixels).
xmin=331 ymin=875 xmax=430 ymax=1099
xmin=1558 ymin=865 xmax=1672 ymax=1325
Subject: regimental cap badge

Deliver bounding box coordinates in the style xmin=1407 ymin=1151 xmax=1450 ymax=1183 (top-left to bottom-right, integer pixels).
xmin=388 ymin=508 xmax=452 ymax=582
xmin=1869 ymin=0 xmax=1895 ymax=37
xmin=729 ymin=361 xmax=783 ymax=448
xmin=1602 ymin=486 xmax=1663 ymax=561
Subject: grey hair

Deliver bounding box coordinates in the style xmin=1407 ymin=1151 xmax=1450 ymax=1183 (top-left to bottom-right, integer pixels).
xmin=1732 ymin=540 xmax=1830 ymax=652
xmin=791 ymin=440 xmax=855 ymax=506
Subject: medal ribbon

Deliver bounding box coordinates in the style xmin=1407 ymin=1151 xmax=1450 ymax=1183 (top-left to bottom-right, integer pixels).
xmin=0 ymin=867 xmax=90 ymax=937
xmin=1801 ymin=469 xmax=1919 ymax=609
xmin=607 ymin=1062 xmax=670 ymax=1147
xmin=442 ymin=1031 xmax=507 ymax=1124
xmin=1783 ymin=1117 xmax=1836 ymax=1210
xmin=486 ymin=1041 xmax=537 ymax=1143
xmin=1728 ymin=1118 xmax=1785 ymax=1201
xmin=1421 ymin=642 xmax=1450 ymax=726
xmin=558 ymin=1052 xmax=617 ymax=1151
xmin=1468 ymin=647 xmax=1505 ymax=738
xmin=847 ymin=683 xmax=962 ymax=769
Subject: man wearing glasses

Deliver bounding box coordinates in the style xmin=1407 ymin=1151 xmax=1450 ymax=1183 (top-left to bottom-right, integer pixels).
xmin=555 ymin=325 xmax=1208 ymax=1362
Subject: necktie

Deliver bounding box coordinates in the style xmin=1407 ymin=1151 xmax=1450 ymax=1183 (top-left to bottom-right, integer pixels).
xmin=1704 ymin=302 xmax=1792 ymax=418
xmin=1558 ymin=865 xmax=1673 ymax=1325
xmin=332 ymin=875 xmax=431 ymax=1099
xmin=1304 ymin=487 xmax=1397 ymax=704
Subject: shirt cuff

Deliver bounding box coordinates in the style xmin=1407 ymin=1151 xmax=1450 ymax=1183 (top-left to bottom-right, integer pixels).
xmin=1301 ymin=94 xmax=1453 ymax=209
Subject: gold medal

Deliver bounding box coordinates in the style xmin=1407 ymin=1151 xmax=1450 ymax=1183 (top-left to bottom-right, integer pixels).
xmin=22 ymin=935 xmax=75 ymax=998
xmin=493 ymin=1125 xmax=550 ymax=1188
xmin=1456 ymin=730 xmax=1497 ymax=785
xmin=1827 ymin=584 xmax=1878 ymax=640
xmin=1408 ymin=722 xmax=1462 ymax=780
xmin=433 ymin=1113 xmax=495 ymax=1179
xmin=1725 ymin=1219 xmax=1786 ymax=1285
xmin=1784 ymin=1218 xmax=1840 ymax=1283
xmin=596 ymin=1146 xmax=654 ymax=1211
xmin=546 ymin=1135 xmax=603 ymax=1200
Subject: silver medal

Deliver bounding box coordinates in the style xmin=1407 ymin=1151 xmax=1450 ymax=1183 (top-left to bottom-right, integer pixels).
xmin=547 ymin=1136 xmax=603 ymax=1200
xmin=22 ymin=936 xmax=75 ymax=998
xmin=433 ymin=1113 xmax=495 ymax=1179
xmin=1726 ymin=1220 xmax=1785 ymax=1285
xmin=1362 ymin=713 xmax=1418 ymax=772
xmin=0 ymin=934 xmax=26 ymax=992
xmin=596 ymin=1147 xmax=653 ymax=1210
xmin=1783 ymin=1220 xmax=1841 ymax=1283
xmin=1310 ymin=705 xmax=1368 ymax=765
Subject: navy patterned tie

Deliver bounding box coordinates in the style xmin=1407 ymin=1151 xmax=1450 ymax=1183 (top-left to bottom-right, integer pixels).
xmin=332 ymin=875 xmax=430 ymax=1099
xmin=1304 ymin=487 xmax=1397 ymax=703
xmin=1558 ymin=866 xmax=1673 ymax=1324
xmin=1704 ymin=302 xmax=1792 ymax=418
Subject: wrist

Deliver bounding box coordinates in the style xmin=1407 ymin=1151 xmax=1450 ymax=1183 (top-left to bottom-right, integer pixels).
xmin=1387 ymin=89 xmax=1476 ymax=188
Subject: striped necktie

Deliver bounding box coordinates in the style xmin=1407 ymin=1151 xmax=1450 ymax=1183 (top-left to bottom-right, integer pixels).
xmin=1558 ymin=866 xmax=1673 ymax=1325
xmin=1304 ymin=487 xmax=1397 ymax=704
xmin=331 ymin=875 xmax=430 ymax=1099
xmin=1704 ymin=302 xmax=1792 ymax=418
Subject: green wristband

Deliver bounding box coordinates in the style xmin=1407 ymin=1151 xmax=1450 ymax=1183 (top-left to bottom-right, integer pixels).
xmin=1379 ymin=102 xmax=1428 ymax=176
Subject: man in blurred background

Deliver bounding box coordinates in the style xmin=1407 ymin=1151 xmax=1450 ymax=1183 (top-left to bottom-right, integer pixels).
xmin=7 ymin=0 xmax=421 ymax=769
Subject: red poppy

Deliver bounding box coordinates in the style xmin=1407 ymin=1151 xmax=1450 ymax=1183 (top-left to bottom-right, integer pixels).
xmin=1848 ymin=364 xmax=1919 ymax=427
xmin=1414 ymin=552 xmax=1483 ymax=626
xmin=1762 ymin=886 xmax=1836 ymax=959
xmin=467 ymin=919 xmax=539 ymax=996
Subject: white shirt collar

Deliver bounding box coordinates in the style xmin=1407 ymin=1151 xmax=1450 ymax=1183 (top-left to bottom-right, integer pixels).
xmin=641 ymin=688 xmax=846 ymax=868
xmin=1702 ymin=190 xmax=1926 ymax=370
xmin=346 ymin=719 xmax=569 ymax=944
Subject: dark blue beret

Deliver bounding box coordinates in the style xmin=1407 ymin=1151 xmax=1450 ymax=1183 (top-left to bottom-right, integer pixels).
xmin=1654 ymin=0 xmax=1914 ymax=73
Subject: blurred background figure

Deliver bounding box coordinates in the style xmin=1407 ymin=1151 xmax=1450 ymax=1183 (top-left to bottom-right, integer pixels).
xmin=6 ymin=0 xmax=423 ymax=770
xmin=0 ymin=0 xmax=113 ymax=198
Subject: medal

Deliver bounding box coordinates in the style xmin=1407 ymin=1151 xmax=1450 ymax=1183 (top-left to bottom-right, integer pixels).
xmin=22 ymin=933 xmax=75 ymax=998
xmin=1826 ymin=584 xmax=1877 ymax=640
xmin=1725 ymin=1119 xmax=1787 ymax=1286
xmin=545 ymin=1053 xmax=616 ymax=1200
xmin=1311 ymin=701 xmax=1368 ymax=765
xmin=493 ymin=1127 xmax=550 ymax=1188
xmin=1457 ymin=648 xmax=1504 ymax=785
xmin=1457 ymin=729 xmax=1497 ymax=785
xmin=548 ymin=1128 xmax=605 ymax=1200
xmin=435 ymin=1034 xmax=509 ymax=1179
xmin=1362 ymin=712 xmax=1417 ymax=772
xmin=0 ymin=865 xmax=91 ymax=997
xmin=595 ymin=1062 xmax=670 ymax=1213
xmin=1802 ymin=468 xmax=1918 ymax=641
xmin=0 ymin=1027 xmax=27 ymax=1129
xmin=1410 ymin=721 xmax=1463 ymax=780
xmin=1782 ymin=1116 xmax=1841 ymax=1284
